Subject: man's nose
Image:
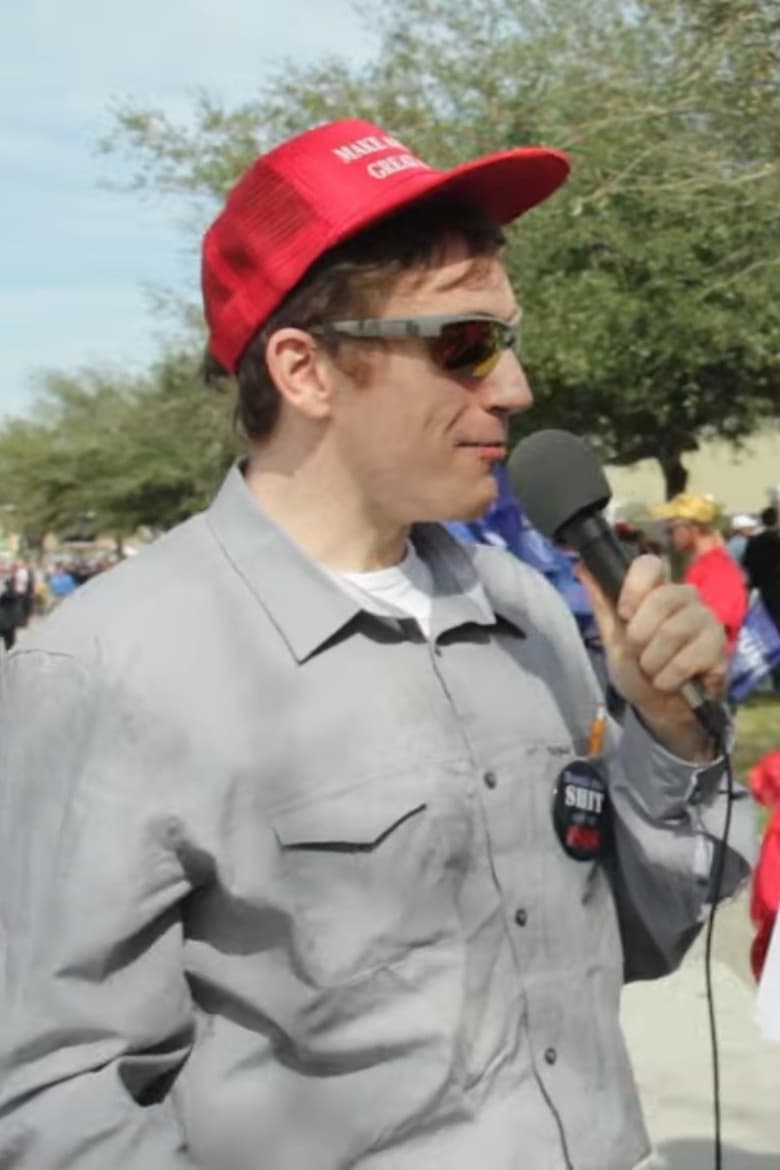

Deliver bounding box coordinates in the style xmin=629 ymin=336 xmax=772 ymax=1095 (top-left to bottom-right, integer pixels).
xmin=479 ymin=349 xmax=534 ymax=414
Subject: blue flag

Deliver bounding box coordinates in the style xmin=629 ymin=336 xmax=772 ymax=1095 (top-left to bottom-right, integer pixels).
xmin=729 ymin=598 xmax=780 ymax=703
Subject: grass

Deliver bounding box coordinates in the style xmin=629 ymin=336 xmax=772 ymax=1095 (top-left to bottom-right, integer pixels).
xmin=732 ymin=692 xmax=780 ymax=786
xmin=732 ymin=693 xmax=780 ymax=833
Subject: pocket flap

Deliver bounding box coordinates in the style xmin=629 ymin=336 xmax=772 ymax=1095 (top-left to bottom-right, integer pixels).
xmin=272 ymin=788 xmax=427 ymax=849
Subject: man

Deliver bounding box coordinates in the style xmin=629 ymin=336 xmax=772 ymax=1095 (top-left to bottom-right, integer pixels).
xmin=743 ymin=505 xmax=780 ymax=690
xmin=652 ymin=491 xmax=748 ymax=655
xmin=0 ymin=119 xmax=750 ymax=1170
xmin=0 ymin=570 xmax=19 ymax=651
xmin=10 ymin=560 xmax=34 ymax=628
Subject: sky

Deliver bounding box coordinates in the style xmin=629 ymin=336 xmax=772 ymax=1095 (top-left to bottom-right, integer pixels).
xmin=0 ymin=0 xmax=373 ymax=421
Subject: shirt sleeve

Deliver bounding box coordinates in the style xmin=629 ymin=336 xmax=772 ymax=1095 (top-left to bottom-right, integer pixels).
xmin=0 ymin=650 xmax=201 ymax=1169
xmin=605 ymin=705 xmax=756 ymax=980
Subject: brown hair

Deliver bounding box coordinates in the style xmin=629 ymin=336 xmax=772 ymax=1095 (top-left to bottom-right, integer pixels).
xmin=202 ymin=196 xmax=505 ymax=441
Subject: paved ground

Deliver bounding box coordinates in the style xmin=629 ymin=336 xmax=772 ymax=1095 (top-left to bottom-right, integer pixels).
xmin=622 ymin=893 xmax=780 ymax=1169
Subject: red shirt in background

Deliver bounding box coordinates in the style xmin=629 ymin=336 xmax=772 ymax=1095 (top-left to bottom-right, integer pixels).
xmin=749 ymin=750 xmax=780 ymax=982
xmin=684 ymin=546 xmax=748 ymax=654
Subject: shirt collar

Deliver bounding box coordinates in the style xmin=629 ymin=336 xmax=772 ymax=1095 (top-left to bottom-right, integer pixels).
xmin=410 ymin=523 xmax=517 ymax=639
xmin=207 ymin=464 xmax=524 ymax=662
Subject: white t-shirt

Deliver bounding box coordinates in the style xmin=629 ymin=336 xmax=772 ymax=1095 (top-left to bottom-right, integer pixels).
xmin=333 ymin=541 xmax=436 ymax=637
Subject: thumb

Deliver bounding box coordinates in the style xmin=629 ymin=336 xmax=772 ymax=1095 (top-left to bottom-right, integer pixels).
xmin=575 ymin=562 xmax=621 ymax=648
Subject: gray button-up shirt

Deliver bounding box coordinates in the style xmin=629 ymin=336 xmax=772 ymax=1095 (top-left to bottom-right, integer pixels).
xmin=0 ymin=466 xmax=750 ymax=1170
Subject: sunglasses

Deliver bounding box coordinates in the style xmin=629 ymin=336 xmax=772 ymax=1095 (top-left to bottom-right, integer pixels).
xmin=310 ymin=311 xmax=521 ymax=380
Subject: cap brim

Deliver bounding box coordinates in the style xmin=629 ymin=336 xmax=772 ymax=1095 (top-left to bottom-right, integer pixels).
xmin=437 ymin=146 xmax=571 ymax=224
xmin=329 ymin=146 xmax=571 ymax=252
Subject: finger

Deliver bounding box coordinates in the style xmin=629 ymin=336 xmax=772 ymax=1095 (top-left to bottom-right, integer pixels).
xmin=647 ymin=626 xmax=728 ymax=693
xmin=616 ymin=555 xmax=667 ymax=622
xmin=624 ymin=583 xmax=701 ymax=650
xmin=636 ymin=604 xmax=712 ymax=680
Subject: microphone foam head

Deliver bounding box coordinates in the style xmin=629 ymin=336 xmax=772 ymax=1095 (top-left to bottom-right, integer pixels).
xmin=507 ymin=429 xmax=612 ymax=539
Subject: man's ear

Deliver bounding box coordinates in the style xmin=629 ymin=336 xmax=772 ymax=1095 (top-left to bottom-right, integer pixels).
xmin=264 ymin=327 xmax=334 ymax=422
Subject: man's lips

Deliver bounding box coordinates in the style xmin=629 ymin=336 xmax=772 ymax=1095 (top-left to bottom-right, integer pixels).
xmin=457 ymin=441 xmax=507 ymax=456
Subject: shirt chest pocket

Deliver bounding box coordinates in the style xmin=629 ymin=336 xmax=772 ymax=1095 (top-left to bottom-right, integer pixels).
xmin=272 ymin=783 xmax=461 ymax=988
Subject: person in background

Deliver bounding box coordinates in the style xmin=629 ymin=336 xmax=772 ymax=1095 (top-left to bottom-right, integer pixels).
xmin=47 ymin=564 xmax=78 ymax=606
xmin=32 ymin=567 xmax=49 ymax=617
xmin=748 ymin=750 xmax=780 ymax=982
xmin=11 ymin=561 xmax=34 ymax=628
xmin=742 ymin=505 xmax=780 ymax=692
xmin=652 ymin=492 xmax=748 ymax=656
xmin=727 ymin=513 xmax=760 ymax=566
xmin=0 ymin=572 xmax=20 ymax=652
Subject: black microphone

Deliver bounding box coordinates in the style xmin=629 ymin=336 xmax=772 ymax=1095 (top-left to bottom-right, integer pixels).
xmin=507 ymin=428 xmax=728 ymax=742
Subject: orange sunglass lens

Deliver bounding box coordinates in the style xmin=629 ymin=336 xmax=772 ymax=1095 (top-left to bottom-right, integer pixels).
xmin=434 ymin=321 xmax=503 ymax=377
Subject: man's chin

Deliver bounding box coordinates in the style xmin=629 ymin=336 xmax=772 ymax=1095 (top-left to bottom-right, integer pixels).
xmin=446 ymin=487 xmax=497 ymax=524
xmin=457 ymin=503 xmax=492 ymax=523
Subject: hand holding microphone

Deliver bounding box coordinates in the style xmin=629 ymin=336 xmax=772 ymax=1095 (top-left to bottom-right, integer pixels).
xmin=508 ymin=430 xmax=729 ymax=757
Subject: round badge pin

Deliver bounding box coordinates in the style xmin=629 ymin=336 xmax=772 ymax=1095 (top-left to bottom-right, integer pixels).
xmin=552 ymin=756 xmax=612 ymax=862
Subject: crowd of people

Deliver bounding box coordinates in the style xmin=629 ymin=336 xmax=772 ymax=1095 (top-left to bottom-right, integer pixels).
xmin=0 ymin=557 xmax=115 ymax=651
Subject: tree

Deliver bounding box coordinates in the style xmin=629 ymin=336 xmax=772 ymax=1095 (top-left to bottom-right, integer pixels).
xmin=106 ymin=350 xmax=238 ymax=532
xmin=99 ymin=0 xmax=778 ymax=496
xmin=0 ymin=354 xmax=236 ymax=543
xmin=0 ymin=373 xmax=134 ymax=547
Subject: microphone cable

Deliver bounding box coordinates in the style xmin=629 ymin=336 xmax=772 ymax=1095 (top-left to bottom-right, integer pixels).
xmin=702 ymin=732 xmax=736 ymax=1170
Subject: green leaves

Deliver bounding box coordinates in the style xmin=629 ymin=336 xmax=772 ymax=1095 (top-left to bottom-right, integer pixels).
xmin=0 ymin=355 xmax=237 ymax=544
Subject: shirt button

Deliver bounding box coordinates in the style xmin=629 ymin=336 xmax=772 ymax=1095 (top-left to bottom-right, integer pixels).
xmin=514 ymin=908 xmax=528 ymax=927
xmin=483 ymin=770 xmax=497 ymax=789
xmin=544 ymin=1047 xmax=558 ymax=1066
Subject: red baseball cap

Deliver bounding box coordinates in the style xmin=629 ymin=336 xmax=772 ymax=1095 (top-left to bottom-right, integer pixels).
xmin=202 ymin=118 xmax=570 ymax=372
